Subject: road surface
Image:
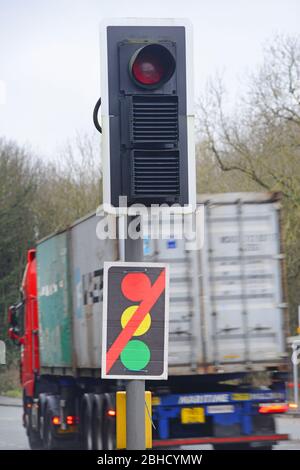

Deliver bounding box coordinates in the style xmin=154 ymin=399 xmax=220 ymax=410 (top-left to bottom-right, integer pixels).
xmin=0 ymin=405 xmax=29 ymax=450
xmin=0 ymin=402 xmax=299 ymax=450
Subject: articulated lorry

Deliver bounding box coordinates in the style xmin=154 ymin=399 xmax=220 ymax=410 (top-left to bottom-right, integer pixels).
xmin=8 ymin=192 xmax=289 ymax=449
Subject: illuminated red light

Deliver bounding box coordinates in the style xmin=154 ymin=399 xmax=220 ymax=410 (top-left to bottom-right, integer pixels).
xmin=52 ymin=415 xmax=78 ymax=425
xmin=258 ymin=403 xmax=288 ymax=414
xmin=130 ymin=44 xmax=175 ymax=88
xmin=52 ymin=416 xmax=61 ymax=425
xmin=132 ymin=53 xmax=164 ymax=85
xmin=107 ymin=409 xmax=116 ymax=417
xmin=66 ymin=415 xmax=76 ymax=425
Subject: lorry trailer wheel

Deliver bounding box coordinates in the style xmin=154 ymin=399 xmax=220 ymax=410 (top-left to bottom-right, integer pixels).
xmin=24 ymin=397 xmax=42 ymax=450
xmin=82 ymin=394 xmax=93 ymax=450
xmin=92 ymin=395 xmax=104 ymax=450
xmin=28 ymin=428 xmax=43 ymax=450
xmin=43 ymin=407 xmax=58 ymax=450
xmin=103 ymin=405 xmax=115 ymax=450
xmin=27 ymin=412 xmax=43 ymax=450
xmin=105 ymin=424 xmax=115 ymax=450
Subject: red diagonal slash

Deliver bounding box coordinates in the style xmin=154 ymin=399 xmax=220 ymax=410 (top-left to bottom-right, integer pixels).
xmin=106 ymin=269 xmax=165 ymax=374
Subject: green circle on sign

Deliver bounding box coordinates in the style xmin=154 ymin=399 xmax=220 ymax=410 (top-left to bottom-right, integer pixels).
xmin=120 ymin=340 xmax=151 ymax=371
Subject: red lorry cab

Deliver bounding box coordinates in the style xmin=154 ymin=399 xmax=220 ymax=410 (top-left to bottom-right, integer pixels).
xmin=8 ymin=249 xmax=40 ymax=397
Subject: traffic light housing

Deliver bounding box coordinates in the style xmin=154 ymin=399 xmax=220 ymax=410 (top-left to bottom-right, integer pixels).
xmin=100 ymin=19 xmax=195 ymax=211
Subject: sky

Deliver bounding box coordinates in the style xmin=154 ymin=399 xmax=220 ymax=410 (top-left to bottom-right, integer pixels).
xmin=0 ymin=0 xmax=299 ymax=159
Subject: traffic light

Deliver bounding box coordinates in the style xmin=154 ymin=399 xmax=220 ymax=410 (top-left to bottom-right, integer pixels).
xmin=100 ymin=19 xmax=195 ymax=211
xmin=102 ymin=262 xmax=169 ymax=379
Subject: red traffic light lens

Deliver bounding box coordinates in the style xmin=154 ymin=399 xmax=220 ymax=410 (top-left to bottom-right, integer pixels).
xmin=130 ymin=44 xmax=175 ymax=88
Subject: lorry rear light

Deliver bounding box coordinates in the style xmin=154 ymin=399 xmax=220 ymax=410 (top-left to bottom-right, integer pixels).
xmin=66 ymin=415 xmax=77 ymax=425
xmin=52 ymin=416 xmax=61 ymax=425
xmin=288 ymin=402 xmax=298 ymax=410
xmin=258 ymin=403 xmax=288 ymax=414
xmin=107 ymin=409 xmax=116 ymax=417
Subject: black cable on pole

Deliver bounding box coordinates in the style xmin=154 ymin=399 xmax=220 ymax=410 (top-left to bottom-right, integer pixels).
xmin=93 ymin=97 xmax=102 ymax=134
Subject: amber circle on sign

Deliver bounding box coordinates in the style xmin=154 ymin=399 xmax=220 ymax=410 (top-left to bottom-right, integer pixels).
xmin=121 ymin=305 xmax=151 ymax=336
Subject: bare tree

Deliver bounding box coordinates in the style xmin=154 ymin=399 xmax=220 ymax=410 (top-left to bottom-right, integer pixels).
xmin=33 ymin=132 xmax=102 ymax=238
xmin=197 ymin=35 xmax=300 ymax=205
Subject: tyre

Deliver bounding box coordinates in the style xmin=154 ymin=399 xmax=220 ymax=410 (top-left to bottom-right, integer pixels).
xmin=81 ymin=394 xmax=93 ymax=450
xmin=28 ymin=428 xmax=43 ymax=450
xmin=104 ymin=421 xmax=115 ymax=450
xmin=24 ymin=397 xmax=43 ymax=450
xmin=92 ymin=395 xmax=104 ymax=450
xmin=43 ymin=406 xmax=58 ymax=450
xmin=102 ymin=402 xmax=115 ymax=450
xmin=27 ymin=411 xmax=43 ymax=450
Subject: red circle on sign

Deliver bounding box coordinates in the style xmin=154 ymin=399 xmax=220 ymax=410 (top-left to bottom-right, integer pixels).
xmin=121 ymin=273 xmax=152 ymax=301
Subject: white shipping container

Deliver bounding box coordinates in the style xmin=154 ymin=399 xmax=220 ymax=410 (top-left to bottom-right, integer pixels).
xmin=144 ymin=192 xmax=288 ymax=374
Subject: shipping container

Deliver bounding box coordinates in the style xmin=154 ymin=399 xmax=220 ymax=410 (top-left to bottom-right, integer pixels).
xmin=37 ymin=230 xmax=72 ymax=368
xmin=199 ymin=192 xmax=287 ymax=370
xmin=145 ymin=192 xmax=288 ymax=373
xmin=37 ymin=212 xmax=118 ymax=371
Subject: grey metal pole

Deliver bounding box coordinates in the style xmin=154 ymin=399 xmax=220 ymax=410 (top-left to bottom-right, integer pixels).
xmin=124 ymin=216 xmax=144 ymax=261
xmin=124 ymin=215 xmax=145 ymax=450
xmin=126 ymin=380 xmax=145 ymax=449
